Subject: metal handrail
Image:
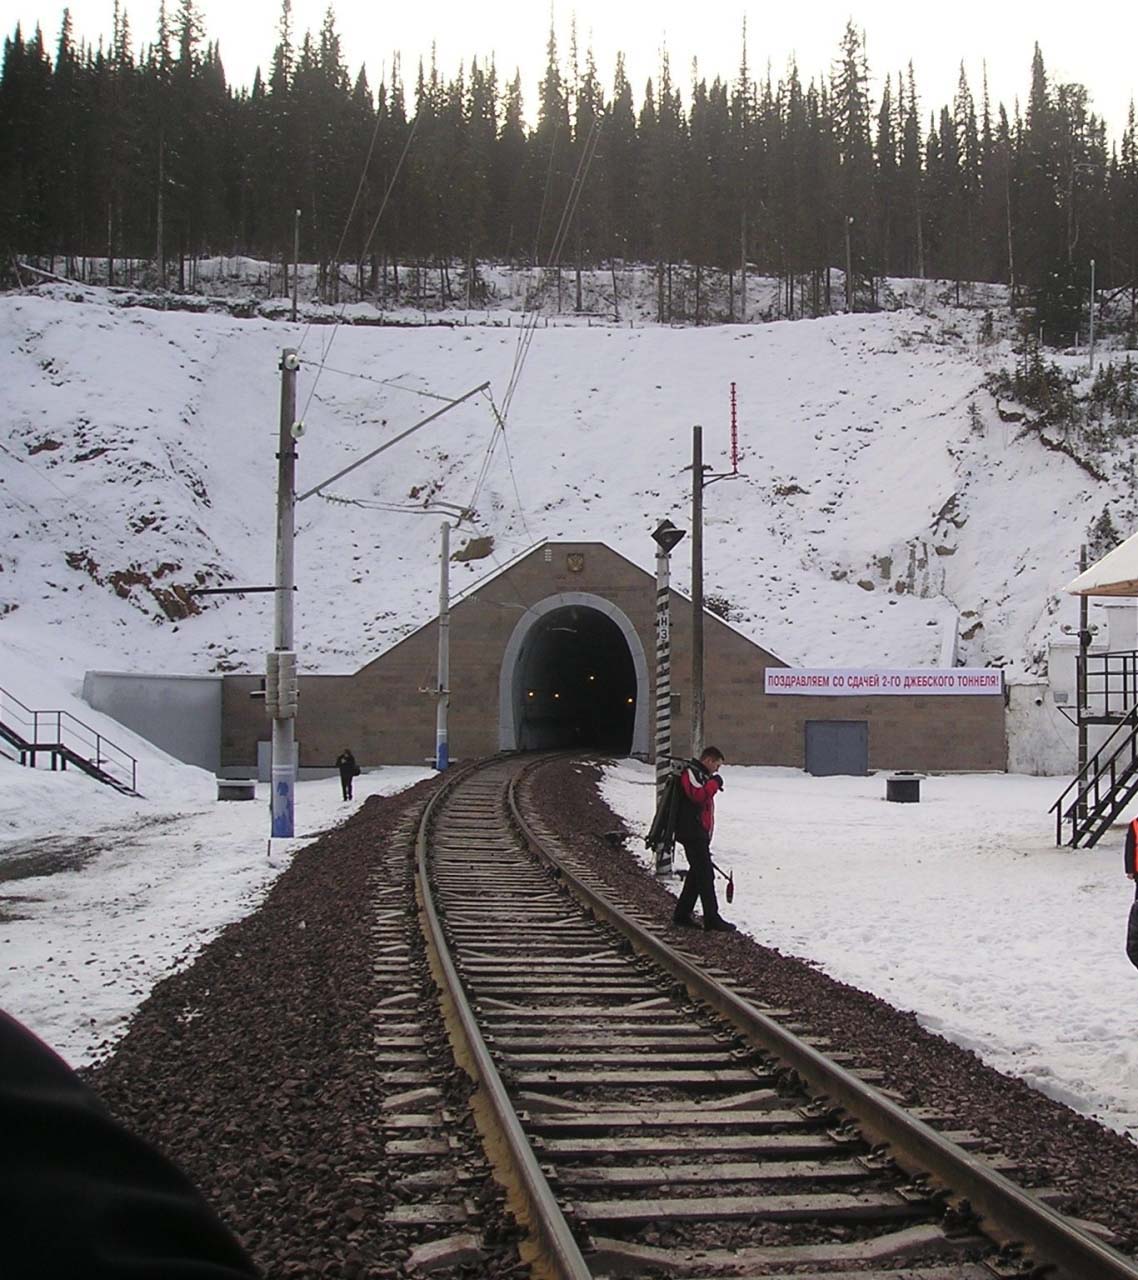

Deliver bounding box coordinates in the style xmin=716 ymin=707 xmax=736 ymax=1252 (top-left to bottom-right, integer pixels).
xmin=0 ymin=685 xmax=138 ymax=793
xmin=1051 ymin=704 xmax=1138 ymax=844
xmin=1085 ymin=650 xmax=1138 ymax=720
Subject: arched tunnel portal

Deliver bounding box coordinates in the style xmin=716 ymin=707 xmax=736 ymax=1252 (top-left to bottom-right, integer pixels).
xmin=499 ymin=593 xmax=650 ymax=756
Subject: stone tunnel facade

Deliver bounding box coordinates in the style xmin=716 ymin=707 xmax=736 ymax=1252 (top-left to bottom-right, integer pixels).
xmin=220 ymin=541 xmax=1006 ymax=774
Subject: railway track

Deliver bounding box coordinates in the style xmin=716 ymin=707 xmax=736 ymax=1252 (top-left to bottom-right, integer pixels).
xmin=404 ymin=753 xmax=1138 ymax=1279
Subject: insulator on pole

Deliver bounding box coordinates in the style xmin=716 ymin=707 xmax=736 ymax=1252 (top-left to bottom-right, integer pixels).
xmin=276 ymin=651 xmax=298 ymax=718
xmin=265 ymin=651 xmax=280 ymax=717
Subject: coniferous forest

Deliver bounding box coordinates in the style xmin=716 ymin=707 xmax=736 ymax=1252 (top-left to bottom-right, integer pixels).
xmin=2 ymin=2 xmax=1137 ymax=340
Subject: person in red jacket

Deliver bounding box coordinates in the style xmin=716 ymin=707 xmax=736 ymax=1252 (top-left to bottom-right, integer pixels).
xmin=671 ymin=746 xmax=736 ymax=932
xmin=1124 ymin=817 xmax=1138 ymax=969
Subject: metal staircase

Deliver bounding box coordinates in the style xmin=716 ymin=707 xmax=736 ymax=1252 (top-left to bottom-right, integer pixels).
xmin=1051 ymin=703 xmax=1138 ymax=847
xmin=0 ymin=686 xmax=139 ymax=796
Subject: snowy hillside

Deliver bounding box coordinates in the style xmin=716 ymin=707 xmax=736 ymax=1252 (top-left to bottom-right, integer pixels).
xmin=0 ymin=273 xmax=1130 ymax=700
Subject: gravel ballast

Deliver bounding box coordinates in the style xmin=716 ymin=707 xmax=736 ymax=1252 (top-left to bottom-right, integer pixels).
xmin=82 ymin=758 xmax=1138 ymax=1273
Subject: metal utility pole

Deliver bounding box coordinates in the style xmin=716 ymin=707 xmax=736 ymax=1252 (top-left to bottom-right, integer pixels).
xmin=284 ymin=380 xmax=486 ymax=778
xmin=651 ymin=519 xmax=686 ymax=875
xmin=435 ymin=521 xmax=451 ymax=771
xmin=292 ymin=209 xmax=301 ymax=323
xmin=689 ymin=408 xmax=742 ymax=759
xmin=268 ymin=348 xmax=300 ymax=838
xmin=691 ymin=426 xmax=705 ymax=758
xmin=1088 ymin=258 xmax=1096 ymax=375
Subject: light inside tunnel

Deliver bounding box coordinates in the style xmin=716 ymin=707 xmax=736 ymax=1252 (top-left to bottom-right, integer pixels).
xmin=514 ymin=605 xmax=637 ymax=752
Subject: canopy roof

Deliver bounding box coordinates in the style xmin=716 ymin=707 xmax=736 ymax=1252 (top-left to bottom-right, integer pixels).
xmin=1065 ymin=530 xmax=1138 ymax=597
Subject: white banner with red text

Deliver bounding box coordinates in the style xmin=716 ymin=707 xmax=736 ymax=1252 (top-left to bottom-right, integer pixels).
xmin=764 ymin=667 xmax=1003 ymax=696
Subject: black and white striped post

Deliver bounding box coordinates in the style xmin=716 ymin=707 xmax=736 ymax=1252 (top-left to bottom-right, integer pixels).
xmin=651 ymin=519 xmax=686 ymax=875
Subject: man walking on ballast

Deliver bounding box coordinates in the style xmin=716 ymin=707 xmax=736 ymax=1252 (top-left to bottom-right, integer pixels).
xmin=672 ymin=746 xmax=735 ymax=932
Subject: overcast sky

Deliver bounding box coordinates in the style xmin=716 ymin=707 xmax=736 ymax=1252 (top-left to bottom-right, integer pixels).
xmin=2 ymin=2 xmax=1136 ymax=138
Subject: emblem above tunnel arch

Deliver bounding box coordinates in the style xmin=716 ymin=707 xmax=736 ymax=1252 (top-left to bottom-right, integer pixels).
xmin=498 ymin=592 xmax=650 ymax=756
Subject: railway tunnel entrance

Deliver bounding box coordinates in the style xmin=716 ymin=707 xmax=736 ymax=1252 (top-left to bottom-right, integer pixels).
xmin=500 ymin=594 xmax=650 ymax=755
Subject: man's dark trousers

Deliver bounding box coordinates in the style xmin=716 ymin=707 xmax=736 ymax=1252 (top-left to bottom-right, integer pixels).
xmin=1127 ymin=889 xmax=1138 ymax=969
xmin=675 ymin=831 xmax=720 ymax=922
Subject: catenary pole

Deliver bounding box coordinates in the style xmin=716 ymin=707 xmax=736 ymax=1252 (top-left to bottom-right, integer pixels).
xmin=691 ymin=425 xmax=705 ymax=758
xmin=436 ymin=521 xmax=451 ymax=771
xmin=270 ymin=348 xmax=299 ymax=838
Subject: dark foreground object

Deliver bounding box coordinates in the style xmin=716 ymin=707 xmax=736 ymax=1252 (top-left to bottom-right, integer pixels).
xmin=1 ymin=1009 xmax=257 ymax=1279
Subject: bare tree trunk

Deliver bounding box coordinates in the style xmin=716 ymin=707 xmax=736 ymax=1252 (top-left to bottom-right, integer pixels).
xmin=740 ymin=211 xmax=748 ymax=321
xmin=1006 ymin=173 xmax=1016 ymax=310
xmin=156 ymin=135 xmax=165 ymax=289
xmin=610 ymin=255 xmax=620 ymax=322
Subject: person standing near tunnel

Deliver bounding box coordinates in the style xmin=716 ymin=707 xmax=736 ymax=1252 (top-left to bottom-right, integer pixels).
xmin=335 ymin=747 xmax=359 ymax=801
xmin=671 ymin=746 xmax=735 ymax=932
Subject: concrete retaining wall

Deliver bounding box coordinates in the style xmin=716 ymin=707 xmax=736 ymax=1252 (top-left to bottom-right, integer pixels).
xmin=83 ymin=671 xmax=222 ymax=772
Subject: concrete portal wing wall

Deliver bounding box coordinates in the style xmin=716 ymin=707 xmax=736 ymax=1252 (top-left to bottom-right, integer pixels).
xmin=219 ymin=540 xmax=1007 ymax=774
xmin=83 ymin=671 xmax=222 ymax=771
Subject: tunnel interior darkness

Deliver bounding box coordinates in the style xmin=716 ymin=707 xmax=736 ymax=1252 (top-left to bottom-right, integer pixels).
xmin=513 ymin=605 xmax=637 ymax=752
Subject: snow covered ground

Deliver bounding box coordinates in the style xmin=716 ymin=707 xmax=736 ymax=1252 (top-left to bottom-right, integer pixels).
xmin=603 ymin=759 xmax=1138 ymax=1140
xmin=0 ymin=751 xmax=431 ymax=1068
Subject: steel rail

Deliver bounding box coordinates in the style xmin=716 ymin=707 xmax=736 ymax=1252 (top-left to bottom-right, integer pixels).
xmin=414 ymin=755 xmax=592 ymax=1280
xmin=506 ymin=768 xmax=1138 ymax=1280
